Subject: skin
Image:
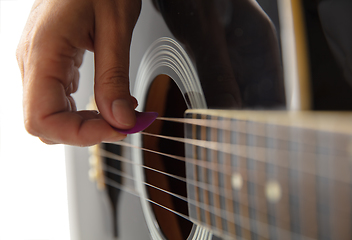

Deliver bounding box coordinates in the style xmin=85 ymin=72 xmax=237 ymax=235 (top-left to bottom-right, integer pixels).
xmin=16 ymin=0 xmax=141 ymax=146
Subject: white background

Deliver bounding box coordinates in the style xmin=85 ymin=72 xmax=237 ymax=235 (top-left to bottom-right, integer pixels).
xmin=0 ymin=0 xmax=70 ymax=239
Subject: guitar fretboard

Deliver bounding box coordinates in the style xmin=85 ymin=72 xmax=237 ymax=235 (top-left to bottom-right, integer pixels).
xmin=184 ymin=110 xmax=352 ymax=240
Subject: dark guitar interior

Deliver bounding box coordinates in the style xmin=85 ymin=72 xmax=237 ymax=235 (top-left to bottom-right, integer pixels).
xmin=142 ymin=75 xmax=192 ymax=240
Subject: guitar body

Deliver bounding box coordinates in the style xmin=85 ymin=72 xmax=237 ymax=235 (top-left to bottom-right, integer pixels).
xmin=65 ymin=0 xmax=352 ymax=239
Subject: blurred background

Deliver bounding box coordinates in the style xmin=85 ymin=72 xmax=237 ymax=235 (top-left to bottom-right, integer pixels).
xmin=0 ymin=0 xmax=70 ymax=239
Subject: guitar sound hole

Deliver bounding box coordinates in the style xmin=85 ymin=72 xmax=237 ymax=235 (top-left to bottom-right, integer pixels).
xmin=142 ymin=75 xmax=193 ymax=240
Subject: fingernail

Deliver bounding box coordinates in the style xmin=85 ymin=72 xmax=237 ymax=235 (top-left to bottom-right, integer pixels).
xmin=112 ymin=99 xmax=135 ymax=127
xmin=115 ymin=111 xmax=158 ymax=134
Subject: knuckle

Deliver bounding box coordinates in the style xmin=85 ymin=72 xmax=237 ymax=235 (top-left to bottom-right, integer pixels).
xmin=23 ymin=114 xmax=41 ymax=137
xmin=22 ymin=103 xmax=44 ymax=139
xmin=97 ymin=66 xmax=129 ymax=89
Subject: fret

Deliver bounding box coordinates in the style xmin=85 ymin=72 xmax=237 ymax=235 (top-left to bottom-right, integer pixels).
xmin=184 ymin=110 xmax=352 ymax=240
xmin=231 ymin=121 xmax=244 ymax=238
xmin=329 ymin=134 xmax=351 ymax=240
xmin=316 ymin=131 xmax=332 ymax=240
xmin=247 ymin=121 xmax=260 ymax=240
xmin=223 ymin=117 xmax=236 ymax=236
xmin=210 ymin=115 xmax=224 ymax=232
xmin=200 ymin=114 xmax=212 ymax=226
xmin=252 ymin=121 xmax=270 ymax=240
xmin=332 ymin=136 xmax=352 ymax=183
xmin=272 ymin=125 xmax=291 ymax=240
xmin=217 ymin=117 xmax=229 ymax=233
xmin=266 ymin=124 xmax=279 ymax=240
xmin=236 ymin=119 xmax=252 ymax=240
xmin=195 ymin=114 xmax=206 ymax=224
xmin=194 ymin=113 xmax=203 ymax=223
xmin=186 ymin=113 xmax=199 ymax=223
xmin=288 ymin=127 xmax=302 ymax=239
xmin=299 ymin=128 xmax=319 ymax=239
xmin=206 ymin=118 xmax=217 ymax=228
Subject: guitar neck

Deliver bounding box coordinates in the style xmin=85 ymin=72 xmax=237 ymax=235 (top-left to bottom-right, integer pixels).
xmin=184 ymin=109 xmax=352 ymax=240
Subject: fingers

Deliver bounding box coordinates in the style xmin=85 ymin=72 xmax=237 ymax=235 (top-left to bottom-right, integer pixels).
xmin=33 ymin=111 xmax=126 ymax=146
xmin=18 ymin=0 xmax=141 ymax=146
xmin=21 ymin=36 xmax=126 ymax=146
xmin=37 ymin=111 xmax=125 ymax=146
xmin=93 ymin=0 xmax=141 ymax=130
xmin=18 ymin=0 xmax=139 ymax=146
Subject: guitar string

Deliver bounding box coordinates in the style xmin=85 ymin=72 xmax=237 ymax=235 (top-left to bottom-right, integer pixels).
xmin=141 ymin=129 xmax=348 ymax=158
xmin=98 ymin=147 xmax=348 ymax=216
xmin=140 ymin=130 xmax=351 ymax=185
xmin=103 ymin=165 xmax=293 ymax=227
xmin=155 ymin=117 xmax=350 ymax=153
xmin=100 ymin=149 xmax=272 ymax=213
xmin=100 ymin=147 xmax=269 ymax=188
xmin=100 ymin=151 xmax=350 ymax=239
xmin=107 ymin=139 xmax=351 ymax=185
xmin=100 ymin=142 xmax=346 ymax=211
xmin=104 ymin=140 xmax=308 ymax=194
xmin=104 ymin=165 xmax=255 ymax=224
xmin=156 ymin=116 xmax=351 ymax=175
xmin=94 ymin=116 xmax=350 ymax=238
xmin=103 ymin=175 xmax=316 ymax=240
xmin=101 ymin=140 xmax=351 ymax=213
xmin=140 ymin=130 xmax=350 ymax=175
xmin=103 ymin=176 xmax=254 ymax=240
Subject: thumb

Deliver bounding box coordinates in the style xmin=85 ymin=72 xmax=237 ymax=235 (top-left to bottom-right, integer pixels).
xmin=93 ymin=1 xmax=140 ymax=129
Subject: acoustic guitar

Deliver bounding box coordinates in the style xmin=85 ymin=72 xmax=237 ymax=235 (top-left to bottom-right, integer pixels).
xmin=66 ymin=0 xmax=352 ymax=239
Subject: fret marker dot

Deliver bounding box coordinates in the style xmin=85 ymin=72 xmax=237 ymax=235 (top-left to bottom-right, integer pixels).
xmin=89 ymin=168 xmax=98 ymax=181
xmin=231 ymin=173 xmax=243 ymax=190
xmin=265 ymin=181 xmax=281 ymax=203
xmin=89 ymin=155 xmax=98 ymax=166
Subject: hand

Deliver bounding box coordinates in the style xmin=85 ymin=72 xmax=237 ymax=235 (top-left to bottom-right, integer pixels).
xmin=16 ymin=0 xmax=141 ymax=146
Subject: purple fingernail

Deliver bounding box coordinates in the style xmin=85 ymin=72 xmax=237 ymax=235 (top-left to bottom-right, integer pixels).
xmin=115 ymin=111 xmax=158 ymax=134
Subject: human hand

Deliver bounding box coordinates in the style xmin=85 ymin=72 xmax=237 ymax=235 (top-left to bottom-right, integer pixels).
xmin=16 ymin=0 xmax=141 ymax=146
